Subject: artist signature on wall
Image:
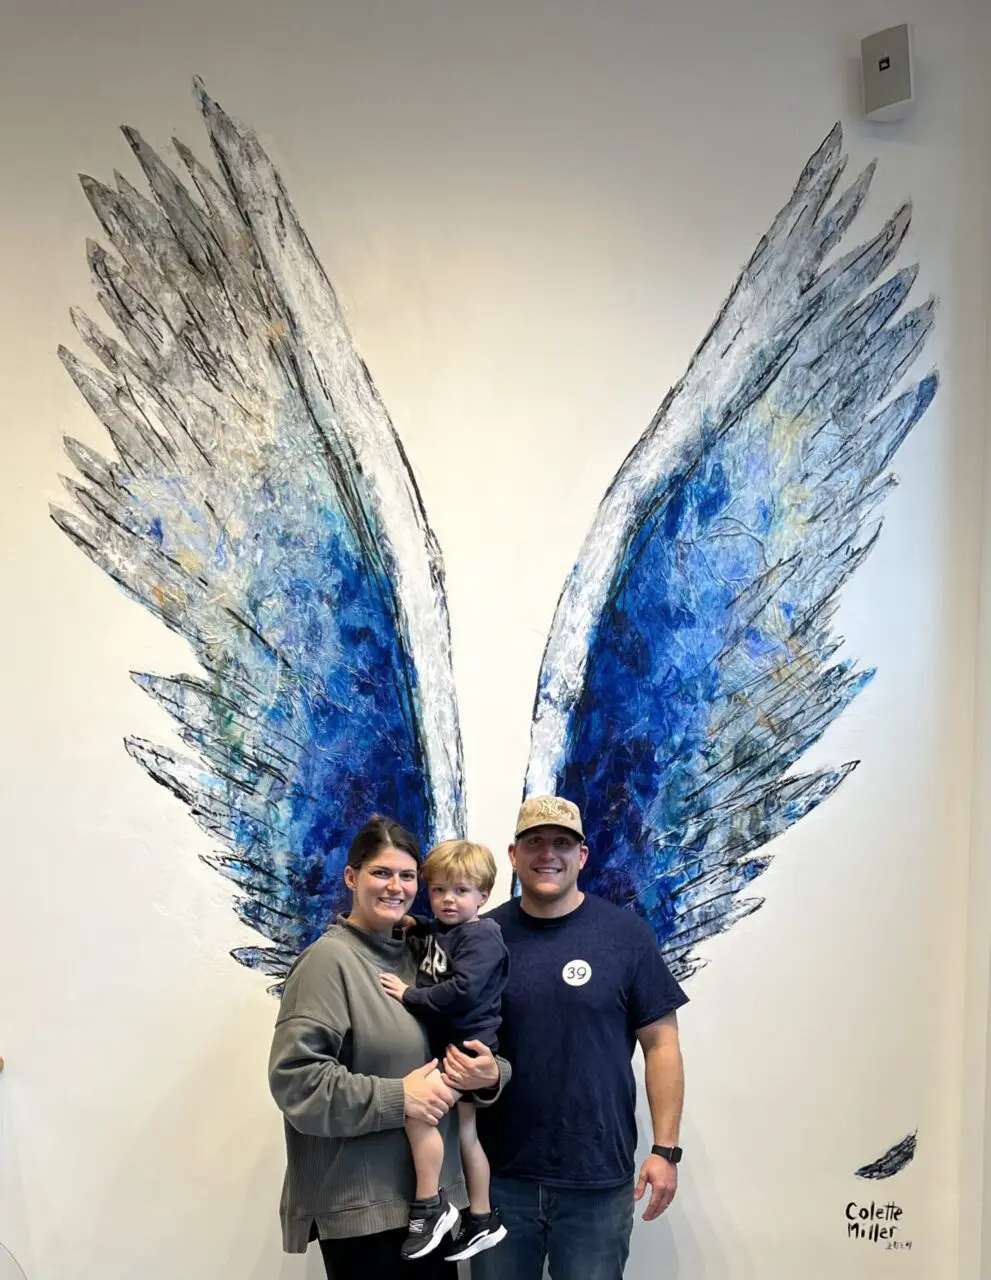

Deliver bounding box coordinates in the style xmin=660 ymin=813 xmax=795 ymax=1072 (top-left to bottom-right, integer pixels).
xmin=846 ymin=1200 xmax=912 ymax=1251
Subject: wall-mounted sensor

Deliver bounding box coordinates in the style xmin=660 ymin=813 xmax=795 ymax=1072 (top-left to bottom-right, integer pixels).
xmin=861 ymin=24 xmax=915 ymax=121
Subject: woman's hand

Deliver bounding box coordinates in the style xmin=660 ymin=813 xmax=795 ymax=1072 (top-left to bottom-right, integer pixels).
xmin=403 ymin=1061 xmax=458 ymax=1125
xmin=379 ymin=972 xmax=408 ymax=1001
xmin=442 ymin=1041 xmax=500 ymax=1092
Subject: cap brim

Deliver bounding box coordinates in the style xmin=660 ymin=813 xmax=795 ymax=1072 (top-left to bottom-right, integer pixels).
xmin=514 ymin=820 xmax=585 ymax=842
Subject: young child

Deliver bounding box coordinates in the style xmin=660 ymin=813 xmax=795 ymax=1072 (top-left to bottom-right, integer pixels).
xmin=379 ymin=839 xmax=509 ymax=1263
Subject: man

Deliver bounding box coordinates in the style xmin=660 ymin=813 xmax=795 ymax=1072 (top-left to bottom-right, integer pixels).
xmin=474 ymin=795 xmax=687 ymax=1280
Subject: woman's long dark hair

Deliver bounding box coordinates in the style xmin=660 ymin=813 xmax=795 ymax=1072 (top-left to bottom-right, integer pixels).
xmin=346 ymin=815 xmax=421 ymax=869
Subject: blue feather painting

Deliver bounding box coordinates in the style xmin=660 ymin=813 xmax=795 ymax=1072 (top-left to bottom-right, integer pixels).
xmin=52 ymin=81 xmax=465 ymax=983
xmin=525 ymin=134 xmax=937 ymax=980
xmin=53 ymin=82 xmax=937 ymax=988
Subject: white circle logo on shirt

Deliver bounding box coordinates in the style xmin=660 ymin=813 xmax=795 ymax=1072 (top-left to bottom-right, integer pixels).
xmin=562 ymin=959 xmax=592 ymax=987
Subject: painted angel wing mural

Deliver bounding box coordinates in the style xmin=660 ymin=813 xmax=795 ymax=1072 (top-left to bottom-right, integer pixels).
xmin=52 ymin=82 xmax=464 ymax=982
xmin=55 ymin=83 xmax=936 ymax=988
xmin=526 ymin=127 xmax=937 ymax=980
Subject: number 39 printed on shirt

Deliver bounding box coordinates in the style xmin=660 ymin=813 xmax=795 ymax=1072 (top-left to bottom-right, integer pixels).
xmin=562 ymin=960 xmax=592 ymax=987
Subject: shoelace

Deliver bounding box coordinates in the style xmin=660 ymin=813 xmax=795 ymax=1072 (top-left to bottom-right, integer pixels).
xmin=409 ymin=1219 xmax=426 ymax=1234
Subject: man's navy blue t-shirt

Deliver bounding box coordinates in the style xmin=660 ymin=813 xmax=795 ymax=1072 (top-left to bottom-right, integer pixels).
xmin=475 ymin=894 xmax=687 ymax=1189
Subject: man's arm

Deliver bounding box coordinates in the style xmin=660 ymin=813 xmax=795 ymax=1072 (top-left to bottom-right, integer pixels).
xmin=634 ymin=1013 xmax=684 ymax=1220
xmin=442 ymin=1041 xmax=511 ymax=1104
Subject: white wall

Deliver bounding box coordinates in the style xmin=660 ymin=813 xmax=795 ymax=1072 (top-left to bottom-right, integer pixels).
xmin=0 ymin=2 xmax=988 ymax=1278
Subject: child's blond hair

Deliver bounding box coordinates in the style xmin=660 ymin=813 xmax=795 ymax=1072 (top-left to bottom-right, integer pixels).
xmin=421 ymin=839 xmax=497 ymax=894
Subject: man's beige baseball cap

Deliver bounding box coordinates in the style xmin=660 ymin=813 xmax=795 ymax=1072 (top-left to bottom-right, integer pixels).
xmin=514 ymin=795 xmax=585 ymax=842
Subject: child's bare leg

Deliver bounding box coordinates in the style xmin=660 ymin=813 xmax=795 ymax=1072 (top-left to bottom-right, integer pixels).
xmin=457 ymin=1098 xmax=491 ymax=1214
xmin=406 ymin=1113 xmax=446 ymax=1201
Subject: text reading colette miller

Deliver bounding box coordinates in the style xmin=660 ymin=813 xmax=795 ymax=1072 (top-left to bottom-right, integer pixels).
xmin=846 ymin=1201 xmax=902 ymax=1242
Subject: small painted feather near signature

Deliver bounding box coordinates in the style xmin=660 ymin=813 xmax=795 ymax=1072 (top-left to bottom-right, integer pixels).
xmin=855 ymin=1131 xmax=918 ymax=1180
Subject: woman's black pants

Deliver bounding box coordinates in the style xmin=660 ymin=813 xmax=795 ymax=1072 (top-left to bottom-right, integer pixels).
xmin=319 ymin=1227 xmax=462 ymax=1279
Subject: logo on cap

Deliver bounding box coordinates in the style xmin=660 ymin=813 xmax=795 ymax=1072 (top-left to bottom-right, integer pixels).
xmin=514 ymin=795 xmax=585 ymax=841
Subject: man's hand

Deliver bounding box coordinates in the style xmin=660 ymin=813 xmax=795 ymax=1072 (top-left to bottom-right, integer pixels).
xmin=442 ymin=1040 xmax=500 ymax=1092
xmin=634 ymin=1153 xmax=678 ymax=1221
xmin=403 ymin=1061 xmax=458 ymax=1125
xmin=379 ymin=972 xmax=408 ymax=1001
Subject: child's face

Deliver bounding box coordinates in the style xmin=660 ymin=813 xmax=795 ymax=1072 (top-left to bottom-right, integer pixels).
xmin=427 ymin=878 xmax=489 ymax=925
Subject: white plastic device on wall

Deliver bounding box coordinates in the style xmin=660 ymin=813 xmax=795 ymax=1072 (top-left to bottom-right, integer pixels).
xmin=861 ymin=24 xmax=916 ymax=121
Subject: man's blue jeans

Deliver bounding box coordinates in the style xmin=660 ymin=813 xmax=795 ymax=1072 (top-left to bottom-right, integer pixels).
xmin=472 ymin=1175 xmax=635 ymax=1280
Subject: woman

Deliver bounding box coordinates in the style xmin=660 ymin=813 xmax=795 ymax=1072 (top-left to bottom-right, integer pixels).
xmin=268 ymin=816 xmax=509 ymax=1278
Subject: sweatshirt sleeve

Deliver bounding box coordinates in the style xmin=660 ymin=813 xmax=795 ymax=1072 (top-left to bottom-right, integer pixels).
xmin=472 ymin=1053 xmax=512 ymax=1109
xmin=267 ymin=947 xmax=406 ymax=1138
xmin=402 ymin=923 xmax=506 ymax=1017
xmin=268 ymin=1015 xmax=406 ymax=1137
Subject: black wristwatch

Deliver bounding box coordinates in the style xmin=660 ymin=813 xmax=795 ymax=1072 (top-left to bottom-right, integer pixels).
xmin=651 ymin=1144 xmax=683 ymax=1164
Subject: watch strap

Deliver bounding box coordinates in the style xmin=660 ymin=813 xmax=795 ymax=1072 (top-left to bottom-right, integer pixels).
xmin=651 ymin=1143 xmax=683 ymax=1164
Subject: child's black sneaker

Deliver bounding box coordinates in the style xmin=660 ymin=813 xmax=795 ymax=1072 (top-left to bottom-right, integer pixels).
xmin=401 ymin=1195 xmax=460 ymax=1260
xmin=444 ymin=1208 xmax=508 ymax=1261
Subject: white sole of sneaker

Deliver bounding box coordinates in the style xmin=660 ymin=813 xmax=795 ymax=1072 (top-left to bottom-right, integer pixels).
xmin=406 ymin=1202 xmax=461 ymax=1259
xmin=445 ymin=1223 xmax=508 ymax=1262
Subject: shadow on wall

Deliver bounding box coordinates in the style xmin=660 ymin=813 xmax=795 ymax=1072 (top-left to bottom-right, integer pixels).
xmin=626 ymin=1089 xmax=751 ymax=1280
xmin=138 ymin=1016 xmax=287 ymax=1280
xmin=56 ymin=1000 xmax=288 ymax=1280
xmin=243 ymin=1144 xmax=327 ymax=1280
